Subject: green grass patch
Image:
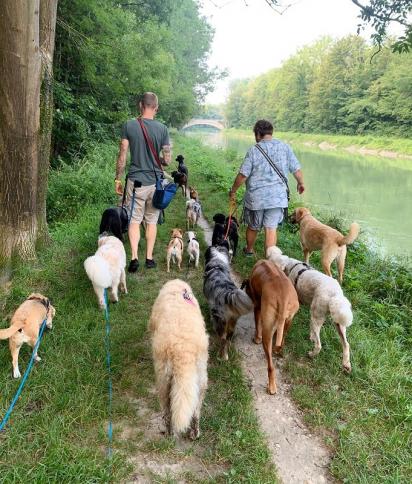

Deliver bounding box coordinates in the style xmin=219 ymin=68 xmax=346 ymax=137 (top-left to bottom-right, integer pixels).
xmin=0 ymin=142 xmax=277 ymax=482
xmin=174 ymin=133 xmax=412 ymax=483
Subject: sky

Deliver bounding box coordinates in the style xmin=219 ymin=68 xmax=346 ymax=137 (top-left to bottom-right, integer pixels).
xmin=200 ymin=0 xmax=372 ymax=104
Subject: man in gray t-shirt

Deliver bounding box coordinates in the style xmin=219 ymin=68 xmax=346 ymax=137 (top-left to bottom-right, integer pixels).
xmin=115 ymin=92 xmax=171 ymax=272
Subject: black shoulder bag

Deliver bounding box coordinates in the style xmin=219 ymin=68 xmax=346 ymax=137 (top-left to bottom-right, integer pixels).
xmin=255 ymin=143 xmax=290 ymax=224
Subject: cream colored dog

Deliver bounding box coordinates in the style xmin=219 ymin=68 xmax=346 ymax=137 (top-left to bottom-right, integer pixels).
xmin=149 ymin=279 xmax=208 ymax=439
xmin=267 ymin=246 xmax=353 ymax=372
xmin=290 ymin=207 xmax=360 ymax=283
xmin=166 ymin=229 xmax=184 ymax=272
xmin=84 ymin=235 xmax=127 ymax=309
xmin=0 ymin=293 xmax=56 ymax=378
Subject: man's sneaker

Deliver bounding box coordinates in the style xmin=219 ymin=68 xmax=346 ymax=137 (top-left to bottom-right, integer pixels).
xmin=128 ymin=259 xmax=139 ymax=273
xmin=145 ymin=258 xmax=157 ymax=269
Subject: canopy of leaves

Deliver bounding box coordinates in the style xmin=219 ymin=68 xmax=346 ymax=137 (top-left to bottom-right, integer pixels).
xmin=53 ymin=0 xmax=219 ymax=160
xmin=225 ymin=35 xmax=412 ymax=136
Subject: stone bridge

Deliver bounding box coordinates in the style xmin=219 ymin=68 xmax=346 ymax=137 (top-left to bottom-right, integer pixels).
xmin=181 ymin=118 xmax=225 ymax=131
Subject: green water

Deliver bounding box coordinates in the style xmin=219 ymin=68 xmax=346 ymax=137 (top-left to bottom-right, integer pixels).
xmin=187 ymin=130 xmax=412 ymax=258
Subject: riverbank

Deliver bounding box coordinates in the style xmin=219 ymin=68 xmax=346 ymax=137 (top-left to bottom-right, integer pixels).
xmin=175 ymin=133 xmax=412 ymax=483
xmin=224 ymin=128 xmax=412 ymax=160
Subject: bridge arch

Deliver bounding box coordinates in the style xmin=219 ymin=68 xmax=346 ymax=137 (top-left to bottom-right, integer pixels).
xmin=181 ymin=118 xmax=225 ymax=131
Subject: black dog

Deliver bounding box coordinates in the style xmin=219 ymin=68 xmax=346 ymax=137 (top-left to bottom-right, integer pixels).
xmin=212 ymin=213 xmax=239 ymax=258
xmin=99 ymin=206 xmax=129 ymax=241
xmin=171 ymin=170 xmax=188 ymax=197
xmin=98 ymin=180 xmax=142 ymax=240
xmin=176 ymin=154 xmax=188 ymax=177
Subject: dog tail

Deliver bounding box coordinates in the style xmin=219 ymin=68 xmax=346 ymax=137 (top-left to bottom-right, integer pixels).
xmin=84 ymin=255 xmax=112 ymax=289
xmin=170 ymin=364 xmax=199 ymax=434
xmin=226 ymin=288 xmax=253 ymax=315
xmin=0 ymin=323 xmax=24 ymax=340
xmin=329 ymin=295 xmax=353 ymax=328
xmin=340 ymin=222 xmax=360 ymax=246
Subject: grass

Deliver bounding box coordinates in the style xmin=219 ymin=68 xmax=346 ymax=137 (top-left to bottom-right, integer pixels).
xmin=224 ymin=128 xmax=412 ymax=158
xmin=174 ymin=133 xmax=412 ymax=483
xmin=0 ymin=143 xmax=277 ymax=482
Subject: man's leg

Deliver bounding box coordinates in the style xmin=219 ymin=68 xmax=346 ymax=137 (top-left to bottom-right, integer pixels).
xmin=246 ymin=226 xmax=258 ymax=252
xmin=145 ymin=223 xmax=157 ymax=260
xmin=264 ymin=227 xmax=277 ymax=250
xmin=128 ymin=222 xmax=140 ymax=260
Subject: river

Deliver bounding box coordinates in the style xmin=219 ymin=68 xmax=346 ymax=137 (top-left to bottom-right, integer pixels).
xmin=186 ymin=129 xmax=412 ymax=259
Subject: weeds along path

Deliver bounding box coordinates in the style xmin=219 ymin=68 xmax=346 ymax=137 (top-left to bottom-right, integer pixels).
xmin=197 ymin=213 xmax=331 ymax=484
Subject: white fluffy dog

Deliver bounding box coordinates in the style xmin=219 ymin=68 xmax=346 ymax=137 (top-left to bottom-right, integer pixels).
xmin=84 ymin=235 xmax=127 ymax=309
xmin=149 ymin=279 xmax=208 ymax=439
xmin=186 ymin=199 xmax=201 ymax=229
xmin=187 ymin=231 xmax=200 ymax=268
xmin=267 ymin=246 xmax=353 ymax=372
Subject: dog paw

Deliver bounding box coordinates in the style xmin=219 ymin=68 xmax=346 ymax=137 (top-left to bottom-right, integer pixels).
xmin=343 ymin=363 xmax=352 ymax=373
xmin=267 ymin=384 xmax=277 ymax=395
xmin=13 ymin=369 xmax=21 ymax=379
xmin=253 ymin=336 xmax=262 ymax=345
xmin=35 ymin=355 xmax=41 ymax=362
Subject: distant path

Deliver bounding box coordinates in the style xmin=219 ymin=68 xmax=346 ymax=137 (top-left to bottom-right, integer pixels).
xmin=197 ymin=213 xmax=332 ymax=484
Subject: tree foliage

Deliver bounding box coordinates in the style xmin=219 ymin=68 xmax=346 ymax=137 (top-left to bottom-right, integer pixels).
xmin=53 ymin=0 xmax=218 ymax=160
xmin=225 ymin=35 xmax=412 ymax=136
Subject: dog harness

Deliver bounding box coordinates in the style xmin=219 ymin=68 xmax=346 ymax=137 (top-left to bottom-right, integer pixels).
xmin=182 ymin=289 xmax=196 ymax=306
xmin=27 ymin=295 xmax=50 ymax=314
xmin=288 ymin=262 xmax=313 ymax=288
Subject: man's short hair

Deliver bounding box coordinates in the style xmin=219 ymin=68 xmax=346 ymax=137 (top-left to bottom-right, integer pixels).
xmin=253 ymin=120 xmax=273 ymax=137
xmin=140 ymin=92 xmax=158 ymax=109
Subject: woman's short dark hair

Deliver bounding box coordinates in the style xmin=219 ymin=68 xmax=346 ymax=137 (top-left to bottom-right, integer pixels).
xmin=253 ymin=120 xmax=273 ymax=137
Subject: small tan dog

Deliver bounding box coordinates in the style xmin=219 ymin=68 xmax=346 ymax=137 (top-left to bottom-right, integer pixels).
xmin=149 ymin=279 xmax=208 ymax=439
xmin=186 ymin=200 xmax=201 ymax=229
xmin=167 ymin=229 xmax=184 ymax=272
xmin=0 ymin=293 xmax=55 ymax=378
xmin=242 ymin=261 xmax=299 ymax=395
xmin=189 ymin=186 xmax=199 ymax=200
xmin=290 ymin=207 xmax=360 ymax=283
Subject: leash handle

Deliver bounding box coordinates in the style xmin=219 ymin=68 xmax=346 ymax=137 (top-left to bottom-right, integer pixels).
xmin=0 ymin=318 xmax=48 ymax=432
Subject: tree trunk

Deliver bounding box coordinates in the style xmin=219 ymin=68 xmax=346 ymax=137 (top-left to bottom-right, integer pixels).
xmin=0 ymin=1 xmax=41 ymax=283
xmin=37 ymin=0 xmax=58 ymax=245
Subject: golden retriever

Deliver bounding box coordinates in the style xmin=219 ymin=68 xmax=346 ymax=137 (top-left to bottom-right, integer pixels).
xmin=242 ymin=260 xmax=299 ymax=394
xmin=290 ymin=207 xmax=360 ymax=283
xmin=166 ymin=228 xmax=184 ymax=272
xmin=149 ymin=279 xmax=208 ymax=439
xmin=0 ymin=293 xmax=56 ymax=378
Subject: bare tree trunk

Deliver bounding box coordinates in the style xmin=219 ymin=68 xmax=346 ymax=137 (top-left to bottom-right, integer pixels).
xmin=0 ymin=1 xmax=41 ymax=283
xmin=37 ymin=0 xmax=58 ymax=245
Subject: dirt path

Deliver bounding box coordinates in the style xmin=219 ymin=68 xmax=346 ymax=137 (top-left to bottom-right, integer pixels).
xmin=198 ymin=214 xmax=332 ymax=484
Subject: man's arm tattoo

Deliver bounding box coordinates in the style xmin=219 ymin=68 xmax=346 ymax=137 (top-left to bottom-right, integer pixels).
xmin=116 ymin=140 xmax=129 ymax=178
xmin=160 ymin=145 xmax=171 ymax=165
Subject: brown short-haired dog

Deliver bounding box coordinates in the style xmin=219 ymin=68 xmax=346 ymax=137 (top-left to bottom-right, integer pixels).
xmin=243 ymin=260 xmax=299 ymax=395
xmin=167 ymin=228 xmax=184 ymax=272
xmin=290 ymin=207 xmax=360 ymax=284
xmin=0 ymin=293 xmax=55 ymax=378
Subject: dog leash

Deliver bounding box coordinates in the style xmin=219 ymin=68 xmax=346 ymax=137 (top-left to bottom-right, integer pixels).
xmin=0 ymin=318 xmax=47 ymax=432
xmin=103 ymin=289 xmax=113 ymax=466
xmin=224 ymin=199 xmax=237 ymax=241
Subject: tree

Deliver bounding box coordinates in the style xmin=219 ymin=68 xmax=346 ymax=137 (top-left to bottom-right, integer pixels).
xmin=0 ymin=1 xmax=42 ymax=281
xmin=38 ymin=0 xmax=58 ymax=243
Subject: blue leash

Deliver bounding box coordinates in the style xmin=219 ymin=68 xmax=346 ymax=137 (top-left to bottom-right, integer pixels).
xmin=0 ymin=318 xmax=47 ymax=432
xmin=103 ymin=289 xmax=113 ymax=461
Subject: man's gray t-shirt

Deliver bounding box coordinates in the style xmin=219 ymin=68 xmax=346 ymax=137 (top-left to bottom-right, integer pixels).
xmin=121 ymin=118 xmax=170 ymax=186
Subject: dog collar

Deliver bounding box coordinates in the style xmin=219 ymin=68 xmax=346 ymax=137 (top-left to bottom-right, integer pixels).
xmin=289 ymin=262 xmax=313 ymax=287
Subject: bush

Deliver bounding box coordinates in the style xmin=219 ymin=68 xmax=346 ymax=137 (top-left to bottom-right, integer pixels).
xmin=47 ymin=143 xmax=118 ymax=224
